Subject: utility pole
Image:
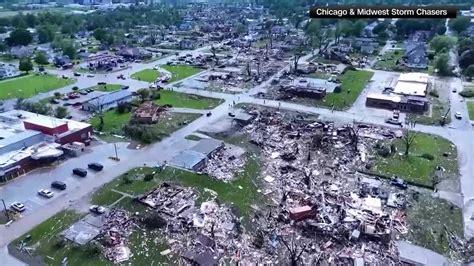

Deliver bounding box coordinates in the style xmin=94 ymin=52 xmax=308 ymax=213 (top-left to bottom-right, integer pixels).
xmin=114 ymin=143 xmax=118 ymax=159
xmin=1 ymin=199 xmax=10 ymax=221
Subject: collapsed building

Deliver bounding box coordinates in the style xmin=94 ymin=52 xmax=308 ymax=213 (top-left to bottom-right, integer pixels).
xmin=133 ymin=102 xmax=167 ymax=124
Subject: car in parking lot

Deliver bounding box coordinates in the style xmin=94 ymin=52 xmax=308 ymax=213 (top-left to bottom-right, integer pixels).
xmin=51 ymin=181 xmax=67 ymax=190
xmin=89 ymin=205 xmax=106 ymax=214
xmin=11 ymin=202 xmax=26 ymax=212
xmin=38 ymin=189 xmax=54 ymax=198
xmin=455 ymin=112 xmax=462 ymax=119
xmin=86 ymin=74 xmax=95 ymax=78
xmin=73 ymin=168 xmax=88 ymax=177
xmin=88 ymin=163 xmax=103 ymax=171
xmin=384 ymin=118 xmax=402 ymax=126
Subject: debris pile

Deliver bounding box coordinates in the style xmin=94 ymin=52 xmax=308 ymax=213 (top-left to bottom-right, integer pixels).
xmin=100 ymin=209 xmax=136 ymax=264
xmin=239 ymin=108 xmax=404 ymax=264
xmin=202 ymin=147 xmax=246 ymax=182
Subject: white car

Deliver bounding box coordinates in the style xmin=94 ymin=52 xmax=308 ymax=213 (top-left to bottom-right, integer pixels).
xmin=11 ymin=202 xmax=26 ymax=212
xmin=455 ymin=112 xmax=462 ymax=119
xmin=38 ymin=189 xmax=54 ymax=198
xmin=86 ymin=74 xmax=95 ymax=78
xmin=89 ymin=205 xmax=106 ymax=214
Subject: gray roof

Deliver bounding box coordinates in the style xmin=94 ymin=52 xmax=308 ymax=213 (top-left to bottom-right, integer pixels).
xmin=190 ymin=138 xmax=223 ymax=156
xmin=170 ymin=150 xmax=206 ymax=170
xmin=0 ymin=130 xmax=43 ymax=148
xmin=85 ymin=89 xmax=132 ymax=107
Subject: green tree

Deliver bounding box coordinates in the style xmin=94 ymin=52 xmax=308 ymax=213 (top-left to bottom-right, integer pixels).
xmin=449 ymin=16 xmax=470 ymax=34
xmin=429 ymin=35 xmax=455 ymax=54
xmin=34 ymin=52 xmax=49 ymax=66
xmin=434 ymin=53 xmax=450 ymax=76
xmin=55 ymin=106 xmax=69 ymax=119
xmin=435 ymin=25 xmax=446 ymax=35
xmin=6 ymin=28 xmax=33 ymax=46
xmin=93 ymin=28 xmax=107 ymax=42
xmin=464 ymin=65 xmax=474 ymax=80
xmin=25 ymin=13 xmax=36 ymax=28
xmin=137 ymin=88 xmax=150 ymax=103
xmin=19 ymin=57 xmax=33 ymax=73
xmin=351 ymin=20 xmax=366 ymax=37
xmin=63 ymin=44 xmax=77 ymax=60
xmin=37 ymin=25 xmax=55 ymax=44
xmin=372 ymin=22 xmax=387 ymax=35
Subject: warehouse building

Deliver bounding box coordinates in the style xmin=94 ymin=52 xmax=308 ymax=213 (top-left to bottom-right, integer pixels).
xmin=170 ymin=138 xmax=224 ymax=171
xmin=82 ymin=89 xmax=133 ymax=112
xmin=0 ymin=110 xmax=92 ymax=180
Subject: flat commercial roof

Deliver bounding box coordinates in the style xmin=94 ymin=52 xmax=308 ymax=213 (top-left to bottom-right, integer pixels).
xmin=0 ymin=110 xmax=90 ymax=131
xmin=0 ymin=130 xmax=41 ymax=148
xmin=170 ymin=150 xmax=206 ymax=170
xmin=190 ymin=138 xmax=223 ymax=157
xmin=85 ymin=89 xmax=132 ymax=107
xmin=393 ymin=81 xmax=427 ymax=97
xmin=397 ymin=72 xmax=429 ymax=84
xmin=367 ymin=93 xmax=402 ymax=103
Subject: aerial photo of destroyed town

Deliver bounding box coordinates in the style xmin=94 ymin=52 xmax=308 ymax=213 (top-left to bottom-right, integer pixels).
xmin=1 ymin=0 xmax=474 ymax=265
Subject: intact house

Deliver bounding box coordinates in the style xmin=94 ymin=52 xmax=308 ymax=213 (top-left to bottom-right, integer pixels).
xmin=82 ymin=90 xmax=133 ymax=112
xmin=402 ymin=42 xmax=428 ymax=70
xmin=10 ymin=45 xmax=35 ymax=58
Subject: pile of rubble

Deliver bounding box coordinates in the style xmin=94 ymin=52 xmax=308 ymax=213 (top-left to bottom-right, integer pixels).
xmin=202 ymin=147 xmax=246 ymax=182
xmin=238 ymin=108 xmax=404 ymax=264
xmin=100 ymin=209 xmax=136 ymax=264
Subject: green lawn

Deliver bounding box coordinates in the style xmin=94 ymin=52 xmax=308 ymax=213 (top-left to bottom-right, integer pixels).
xmin=0 ymin=74 xmax=74 ymax=100
xmin=90 ymin=109 xmax=201 ymax=142
xmin=185 ymin=134 xmax=203 ymax=141
xmin=372 ymin=132 xmax=458 ymax=187
xmin=468 ymin=101 xmax=474 ymax=120
xmin=155 ymin=90 xmax=223 ymax=109
xmin=92 ymin=153 xmax=260 ymax=219
xmin=374 ymin=50 xmax=405 ymax=71
xmin=131 ymin=69 xmax=161 ymax=82
xmin=90 ymin=110 xmax=131 ymax=134
xmin=87 ymin=84 xmax=123 ymax=92
xmin=161 ymin=65 xmax=202 ymax=83
xmin=10 ymin=210 xmax=102 ymax=266
xmin=406 ymin=193 xmax=463 ymax=256
xmin=317 ymin=70 xmax=373 ymax=110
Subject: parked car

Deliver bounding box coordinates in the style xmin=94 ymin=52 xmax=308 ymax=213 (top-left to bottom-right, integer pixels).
xmin=86 ymin=88 xmax=95 ymax=93
xmin=79 ymin=91 xmax=88 ymax=95
xmin=38 ymin=189 xmax=54 ymax=198
xmin=65 ymin=115 xmax=73 ymax=119
xmin=88 ymin=163 xmax=103 ymax=171
xmin=86 ymin=74 xmax=95 ymax=78
xmin=455 ymin=112 xmax=462 ymax=119
xmin=63 ymin=102 xmax=72 ymax=106
xmin=206 ymin=111 xmax=212 ymax=117
xmin=228 ymin=112 xmax=235 ymax=117
xmin=49 ymin=99 xmax=59 ymax=104
xmin=98 ymin=82 xmax=106 ymax=85
xmin=73 ymin=168 xmax=88 ymax=177
xmin=73 ymin=72 xmax=81 ymax=77
xmin=11 ymin=202 xmax=26 ymax=212
xmin=384 ymin=118 xmax=402 ymax=126
xmin=90 ymin=205 xmax=106 ymax=214
xmin=51 ymin=181 xmax=67 ymax=190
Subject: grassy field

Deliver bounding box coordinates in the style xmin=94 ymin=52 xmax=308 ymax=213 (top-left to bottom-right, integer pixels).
xmin=87 ymin=84 xmax=123 ymax=92
xmin=185 ymin=134 xmax=203 ymax=141
xmin=155 ymin=90 xmax=223 ymax=109
xmin=92 ymin=154 xmax=260 ymax=219
xmin=467 ymin=101 xmax=474 ymax=120
xmin=315 ymin=70 xmax=373 ymax=110
xmin=406 ymin=193 xmax=463 ymax=256
xmin=131 ymin=69 xmax=161 ymax=82
xmin=161 ymin=65 xmax=202 ymax=83
xmin=372 ymin=132 xmax=458 ymax=187
xmin=90 ymin=109 xmax=131 ymax=134
xmin=374 ymin=50 xmax=404 ymax=71
xmin=0 ymin=74 xmax=74 ymax=100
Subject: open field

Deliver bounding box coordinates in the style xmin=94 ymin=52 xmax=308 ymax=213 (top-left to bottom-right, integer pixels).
xmin=372 ymin=132 xmax=458 ymax=187
xmin=131 ymin=69 xmax=161 ymax=82
xmin=0 ymin=74 xmax=74 ymax=100
xmin=90 ymin=109 xmax=131 ymax=134
xmin=161 ymin=65 xmax=202 ymax=83
xmin=155 ymin=90 xmax=223 ymax=109
xmin=309 ymin=70 xmax=373 ymax=110
xmin=468 ymin=101 xmax=474 ymax=120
